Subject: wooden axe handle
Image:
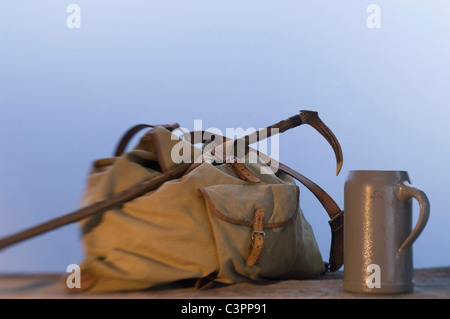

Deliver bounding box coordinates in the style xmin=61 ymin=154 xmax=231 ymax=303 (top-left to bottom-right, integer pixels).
xmin=0 ymin=163 xmax=191 ymax=250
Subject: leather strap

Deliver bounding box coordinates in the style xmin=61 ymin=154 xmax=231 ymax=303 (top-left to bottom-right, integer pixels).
xmin=277 ymin=163 xmax=344 ymax=272
xmin=114 ymin=125 xmax=344 ymax=272
xmin=246 ymin=208 xmax=265 ymax=266
xmin=114 ymin=123 xmax=180 ymax=157
xmin=229 ymin=162 xmax=261 ymax=183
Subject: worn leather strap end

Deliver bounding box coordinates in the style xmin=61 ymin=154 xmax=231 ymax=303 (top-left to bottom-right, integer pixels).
xmin=328 ymin=210 xmax=344 ymax=272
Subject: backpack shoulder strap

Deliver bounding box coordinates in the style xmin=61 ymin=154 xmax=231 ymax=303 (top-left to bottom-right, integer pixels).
xmin=114 ymin=123 xmax=180 ymax=157
xmin=277 ymin=163 xmax=343 ymax=272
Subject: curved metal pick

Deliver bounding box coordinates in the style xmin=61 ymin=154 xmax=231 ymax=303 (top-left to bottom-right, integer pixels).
xmin=299 ymin=110 xmax=344 ymax=176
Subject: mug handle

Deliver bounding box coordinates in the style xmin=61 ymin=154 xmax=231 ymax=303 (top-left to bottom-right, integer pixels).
xmin=395 ymin=182 xmax=430 ymax=254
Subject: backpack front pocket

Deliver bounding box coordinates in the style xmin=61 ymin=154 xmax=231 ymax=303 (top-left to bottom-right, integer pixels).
xmin=199 ymin=183 xmax=325 ymax=283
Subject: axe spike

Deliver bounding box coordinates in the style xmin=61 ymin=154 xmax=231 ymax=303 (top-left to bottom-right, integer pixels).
xmin=299 ymin=110 xmax=344 ymax=176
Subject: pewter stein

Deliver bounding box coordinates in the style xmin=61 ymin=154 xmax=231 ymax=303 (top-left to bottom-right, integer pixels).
xmin=343 ymin=170 xmax=430 ymax=294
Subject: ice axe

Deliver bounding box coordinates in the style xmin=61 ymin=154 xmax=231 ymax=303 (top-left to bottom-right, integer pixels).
xmin=229 ymin=110 xmax=343 ymax=176
xmin=0 ymin=110 xmax=343 ymax=252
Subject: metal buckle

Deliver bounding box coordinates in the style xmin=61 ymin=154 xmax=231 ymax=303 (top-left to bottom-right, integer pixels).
xmin=252 ymin=230 xmax=265 ymax=240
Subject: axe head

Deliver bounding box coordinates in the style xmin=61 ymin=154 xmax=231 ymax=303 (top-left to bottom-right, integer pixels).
xmin=299 ymin=110 xmax=343 ymax=176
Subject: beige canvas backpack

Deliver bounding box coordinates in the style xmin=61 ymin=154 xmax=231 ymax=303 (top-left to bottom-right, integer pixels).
xmin=76 ymin=121 xmax=344 ymax=293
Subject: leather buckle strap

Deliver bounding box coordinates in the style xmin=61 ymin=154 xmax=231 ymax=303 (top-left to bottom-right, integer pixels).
xmin=246 ymin=209 xmax=265 ymax=267
xmin=227 ymin=162 xmax=261 ymax=183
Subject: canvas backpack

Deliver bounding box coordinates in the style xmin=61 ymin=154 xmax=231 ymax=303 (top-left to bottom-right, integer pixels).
xmin=76 ymin=123 xmax=344 ymax=293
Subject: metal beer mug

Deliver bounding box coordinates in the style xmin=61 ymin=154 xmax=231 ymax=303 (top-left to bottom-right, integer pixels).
xmin=343 ymin=170 xmax=430 ymax=294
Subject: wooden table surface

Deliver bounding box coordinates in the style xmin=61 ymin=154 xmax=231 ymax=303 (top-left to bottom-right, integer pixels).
xmin=0 ymin=267 xmax=449 ymax=299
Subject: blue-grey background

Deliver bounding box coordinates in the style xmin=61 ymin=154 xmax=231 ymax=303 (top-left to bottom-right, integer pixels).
xmin=0 ymin=1 xmax=449 ymax=273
